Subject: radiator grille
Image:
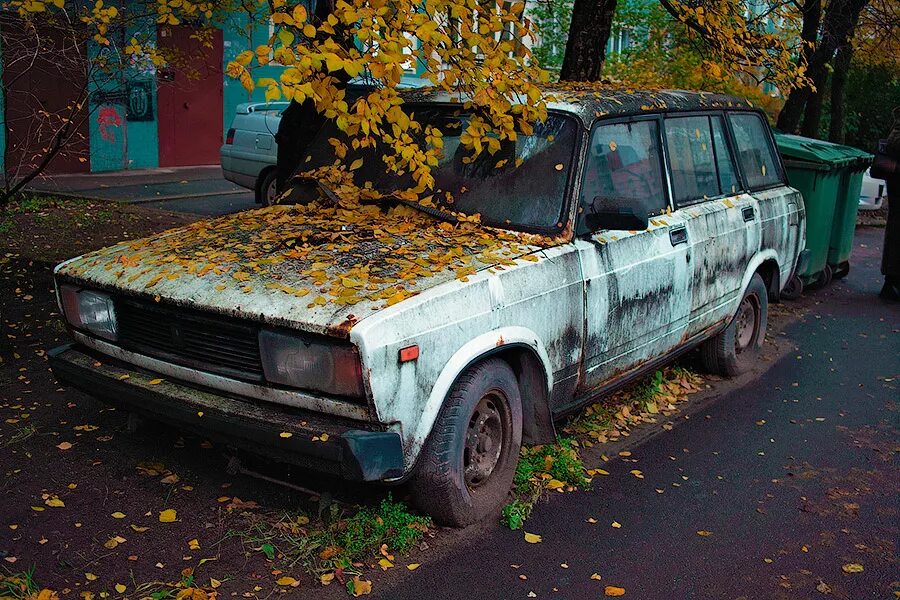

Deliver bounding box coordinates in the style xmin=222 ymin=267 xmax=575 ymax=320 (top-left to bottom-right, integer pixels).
xmin=116 ymin=299 xmax=264 ymax=381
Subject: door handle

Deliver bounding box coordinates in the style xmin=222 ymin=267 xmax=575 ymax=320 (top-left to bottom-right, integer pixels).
xmin=742 ymin=206 xmax=755 ymax=222
xmin=669 ymin=227 xmax=687 ymax=246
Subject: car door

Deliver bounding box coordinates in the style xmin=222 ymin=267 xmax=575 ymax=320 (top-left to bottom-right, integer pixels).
xmin=663 ymin=113 xmax=758 ymax=338
xmin=728 ymin=111 xmax=798 ymax=291
xmin=574 ymin=117 xmax=693 ymax=397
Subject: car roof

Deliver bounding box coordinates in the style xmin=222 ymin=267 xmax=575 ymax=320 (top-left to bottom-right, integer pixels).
xmin=401 ymin=83 xmax=757 ymax=128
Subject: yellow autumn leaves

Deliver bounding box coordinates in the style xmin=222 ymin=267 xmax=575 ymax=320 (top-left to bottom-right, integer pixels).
xmin=62 ymin=184 xmax=551 ymax=312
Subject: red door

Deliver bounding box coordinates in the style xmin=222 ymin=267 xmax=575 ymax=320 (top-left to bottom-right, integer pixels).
xmin=156 ymin=25 xmax=224 ymax=167
xmin=1 ymin=15 xmax=90 ymax=175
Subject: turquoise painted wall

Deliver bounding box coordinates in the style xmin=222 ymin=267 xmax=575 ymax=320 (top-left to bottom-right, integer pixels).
xmin=88 ymin=21 xmax=159 ymax=172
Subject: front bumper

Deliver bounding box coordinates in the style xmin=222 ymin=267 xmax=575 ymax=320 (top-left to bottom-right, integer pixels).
xmin=49 ymin=344 xmax=404 ymax=481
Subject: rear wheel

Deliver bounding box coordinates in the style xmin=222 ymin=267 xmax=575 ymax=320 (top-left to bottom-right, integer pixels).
xmin=410 ymin=358 xmax=522 ymax=527
xmin=701 ymin=273 xmax=768 ymax=377
xmin=256 ymin=170 xmax=278 ymax=206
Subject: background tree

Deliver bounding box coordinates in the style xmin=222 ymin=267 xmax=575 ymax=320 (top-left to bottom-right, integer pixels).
xmin=558 ymin=0 xmax=808 ymax=92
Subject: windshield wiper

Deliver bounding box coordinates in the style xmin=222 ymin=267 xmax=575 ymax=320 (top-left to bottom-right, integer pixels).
xmin=379 ymin=192 xmax=459 ymax=224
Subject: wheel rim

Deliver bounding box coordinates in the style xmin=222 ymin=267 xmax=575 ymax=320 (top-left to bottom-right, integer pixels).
xmin=734 ymin=295 xmax=758 ymax=354
xmin=464 ymin=392 xmax=506 ymax=490
xmin=266 ymin=178 xmax=278 ymax=205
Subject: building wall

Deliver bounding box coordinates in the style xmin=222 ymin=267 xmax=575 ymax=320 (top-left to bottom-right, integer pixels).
xmin=88 ymin=20 xmax=160 ymax=172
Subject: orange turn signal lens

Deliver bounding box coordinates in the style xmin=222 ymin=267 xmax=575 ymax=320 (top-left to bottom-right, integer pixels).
xmin=399 ymin=345 xmax=419 ymax=363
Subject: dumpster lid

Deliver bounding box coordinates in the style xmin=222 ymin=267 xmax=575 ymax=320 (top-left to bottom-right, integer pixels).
xmin=774 ymin=133 xmax=873 ymax=168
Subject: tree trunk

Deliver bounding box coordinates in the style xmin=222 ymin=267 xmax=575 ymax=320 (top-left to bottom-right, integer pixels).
xmin=559 ymin=0 xmax=618 ymax=82
xmin=828 ymin=34 xmax=856 ymax=143
xmin=801 ymin=69 xmax=829 ymax=138
xmin=776 ymin=0 xmax=822 ymax=132
xmin=777 ymin=0 xmax=868 ymax=133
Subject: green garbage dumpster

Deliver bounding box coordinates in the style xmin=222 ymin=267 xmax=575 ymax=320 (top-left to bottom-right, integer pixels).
xmin=773 ymin=133 xmax=873 ymax=288
xmin=827 ymin=149 xmax=873 ymax=279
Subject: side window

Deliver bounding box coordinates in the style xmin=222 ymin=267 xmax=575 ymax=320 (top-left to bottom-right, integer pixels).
xmin=664 ymin=115 xmax=719 ymax=205
xmin=710 ymin=116 xmax=740 ymax=195
xmin=581 ymin=120 xmax=666 ymax=215
xmin=729 ymin=113 xmax=782 ymax=189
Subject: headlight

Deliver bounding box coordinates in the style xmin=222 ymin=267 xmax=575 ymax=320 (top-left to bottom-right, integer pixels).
xmin=259 ymin=329 xmax=366 ymax=399
xmin=59 ymin=285 xmax=118 ymax=341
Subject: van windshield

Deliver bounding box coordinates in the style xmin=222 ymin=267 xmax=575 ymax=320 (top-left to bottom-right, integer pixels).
xmin=296 ymin=106 xmax=578 ymax=232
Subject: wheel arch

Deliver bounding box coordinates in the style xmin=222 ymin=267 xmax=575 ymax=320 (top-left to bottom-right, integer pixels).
xmin=741 ymin=249 xmax=781 ymax=303
xmin=410 ymin=328 xmax=557 ymax=465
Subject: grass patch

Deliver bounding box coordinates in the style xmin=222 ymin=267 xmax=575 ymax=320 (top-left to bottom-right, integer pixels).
xmin=232 ymin=495 xmax=430 ymax=578
xmin=0 ymin=424 xmax=38 ymax=449
xmin=501 ymin=437 xmax=590 ymax=529
xmin=0 ymin=569 xmax=40 ymax=599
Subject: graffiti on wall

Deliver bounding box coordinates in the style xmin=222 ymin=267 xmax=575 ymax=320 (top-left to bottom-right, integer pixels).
xmin=90 ymin=79 xmax=154 ymax=121
xmin=97 ymin=106 xmax=123 ymax=143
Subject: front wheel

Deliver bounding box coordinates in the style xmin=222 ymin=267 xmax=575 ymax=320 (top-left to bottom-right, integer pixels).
xmin=410 ymin=358 xmax=523 ymax=527
xmin=701 ymin=273 xmax=768 ymax=377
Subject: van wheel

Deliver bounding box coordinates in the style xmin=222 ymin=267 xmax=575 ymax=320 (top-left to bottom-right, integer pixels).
xmin=256 ymin=170 xmax=278 ymax=206
xmin=410 ymin=358 xmax=522 ymax=527
xmin=701 ymin=273 xmax=768 ymax=377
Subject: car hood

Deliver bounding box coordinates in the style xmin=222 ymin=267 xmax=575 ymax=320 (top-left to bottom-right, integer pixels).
xmin=55 ymin=203 xmax=552 ymax=338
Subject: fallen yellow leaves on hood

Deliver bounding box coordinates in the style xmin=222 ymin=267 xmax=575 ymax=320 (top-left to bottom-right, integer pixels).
xmin=523 ymin=532 xmax=542 ymax=543
xmin=604 ymin=585 xmax=626 ymax=596
xmin=841 ymin=563 xmax=864 ymax=573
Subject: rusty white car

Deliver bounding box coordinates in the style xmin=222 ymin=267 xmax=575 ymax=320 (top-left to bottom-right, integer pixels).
xmin=50 ymin=88 xmax=806 ymax=526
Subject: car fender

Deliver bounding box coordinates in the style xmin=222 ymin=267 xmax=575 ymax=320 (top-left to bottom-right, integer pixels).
xmin=410 ymin=325 xmax=554 ymax=461
xmin=742 ymin=248 xmax=780 ymax=296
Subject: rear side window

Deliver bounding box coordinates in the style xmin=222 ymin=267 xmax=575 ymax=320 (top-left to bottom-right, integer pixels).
xmin=664 ymin=115 xmax=719 ymax=204
xmin=710 ymin=116 xmax=739 ymax=195
xmin=581 ymin=120 xmax=667 ymax=215
xmin=729 ymin=113 xmax=782 ymax=189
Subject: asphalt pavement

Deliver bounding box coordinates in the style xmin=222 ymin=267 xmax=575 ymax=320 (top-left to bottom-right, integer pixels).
xmin=374 ymin=227 xmax=899 ymax=599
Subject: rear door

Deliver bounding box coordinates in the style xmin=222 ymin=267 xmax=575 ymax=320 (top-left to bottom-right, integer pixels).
xmin=663 ymin=113 xmax=757 ymax=338
xmin=575 ymin=117 xmax=693 ymax=396
xmin=727 ymin=112 xmax=799 ymax=292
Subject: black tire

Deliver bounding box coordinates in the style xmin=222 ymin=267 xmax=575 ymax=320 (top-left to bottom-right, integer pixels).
xmin=781 ymin=275 xmax=803 ymax=300
xmin=821 ymin=263 xmax=834 ymax=286
xmin=832 ymin=261 xmax=850 ymax=280
xmin=701 ymin=273 xmax=768 ymax=377
xmin=256 ymin=169 xmax=278 ymax=206
xmin=410 ymin=358 xmax=523 ymax=527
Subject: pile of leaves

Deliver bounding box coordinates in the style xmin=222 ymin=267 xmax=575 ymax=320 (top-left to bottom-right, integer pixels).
xmin=58 ymin=188 xmax=552 ymax=310
xmin=233 ymin=495 xmax=430 ymax=593
xmin=566 ymin=367 xmax=705 ymax=446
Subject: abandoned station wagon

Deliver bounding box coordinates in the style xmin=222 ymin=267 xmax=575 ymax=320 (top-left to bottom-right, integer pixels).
xmin=50 ymin=87 xmax=807 ymax=526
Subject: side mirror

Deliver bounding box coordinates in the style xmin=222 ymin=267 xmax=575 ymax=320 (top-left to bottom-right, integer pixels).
xmin=584 ymin=196 xmax=649 ymax=232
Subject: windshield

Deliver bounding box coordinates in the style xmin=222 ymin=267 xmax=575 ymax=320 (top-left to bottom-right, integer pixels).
xmin=295 ymin=105 xmax=579 ymax=232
